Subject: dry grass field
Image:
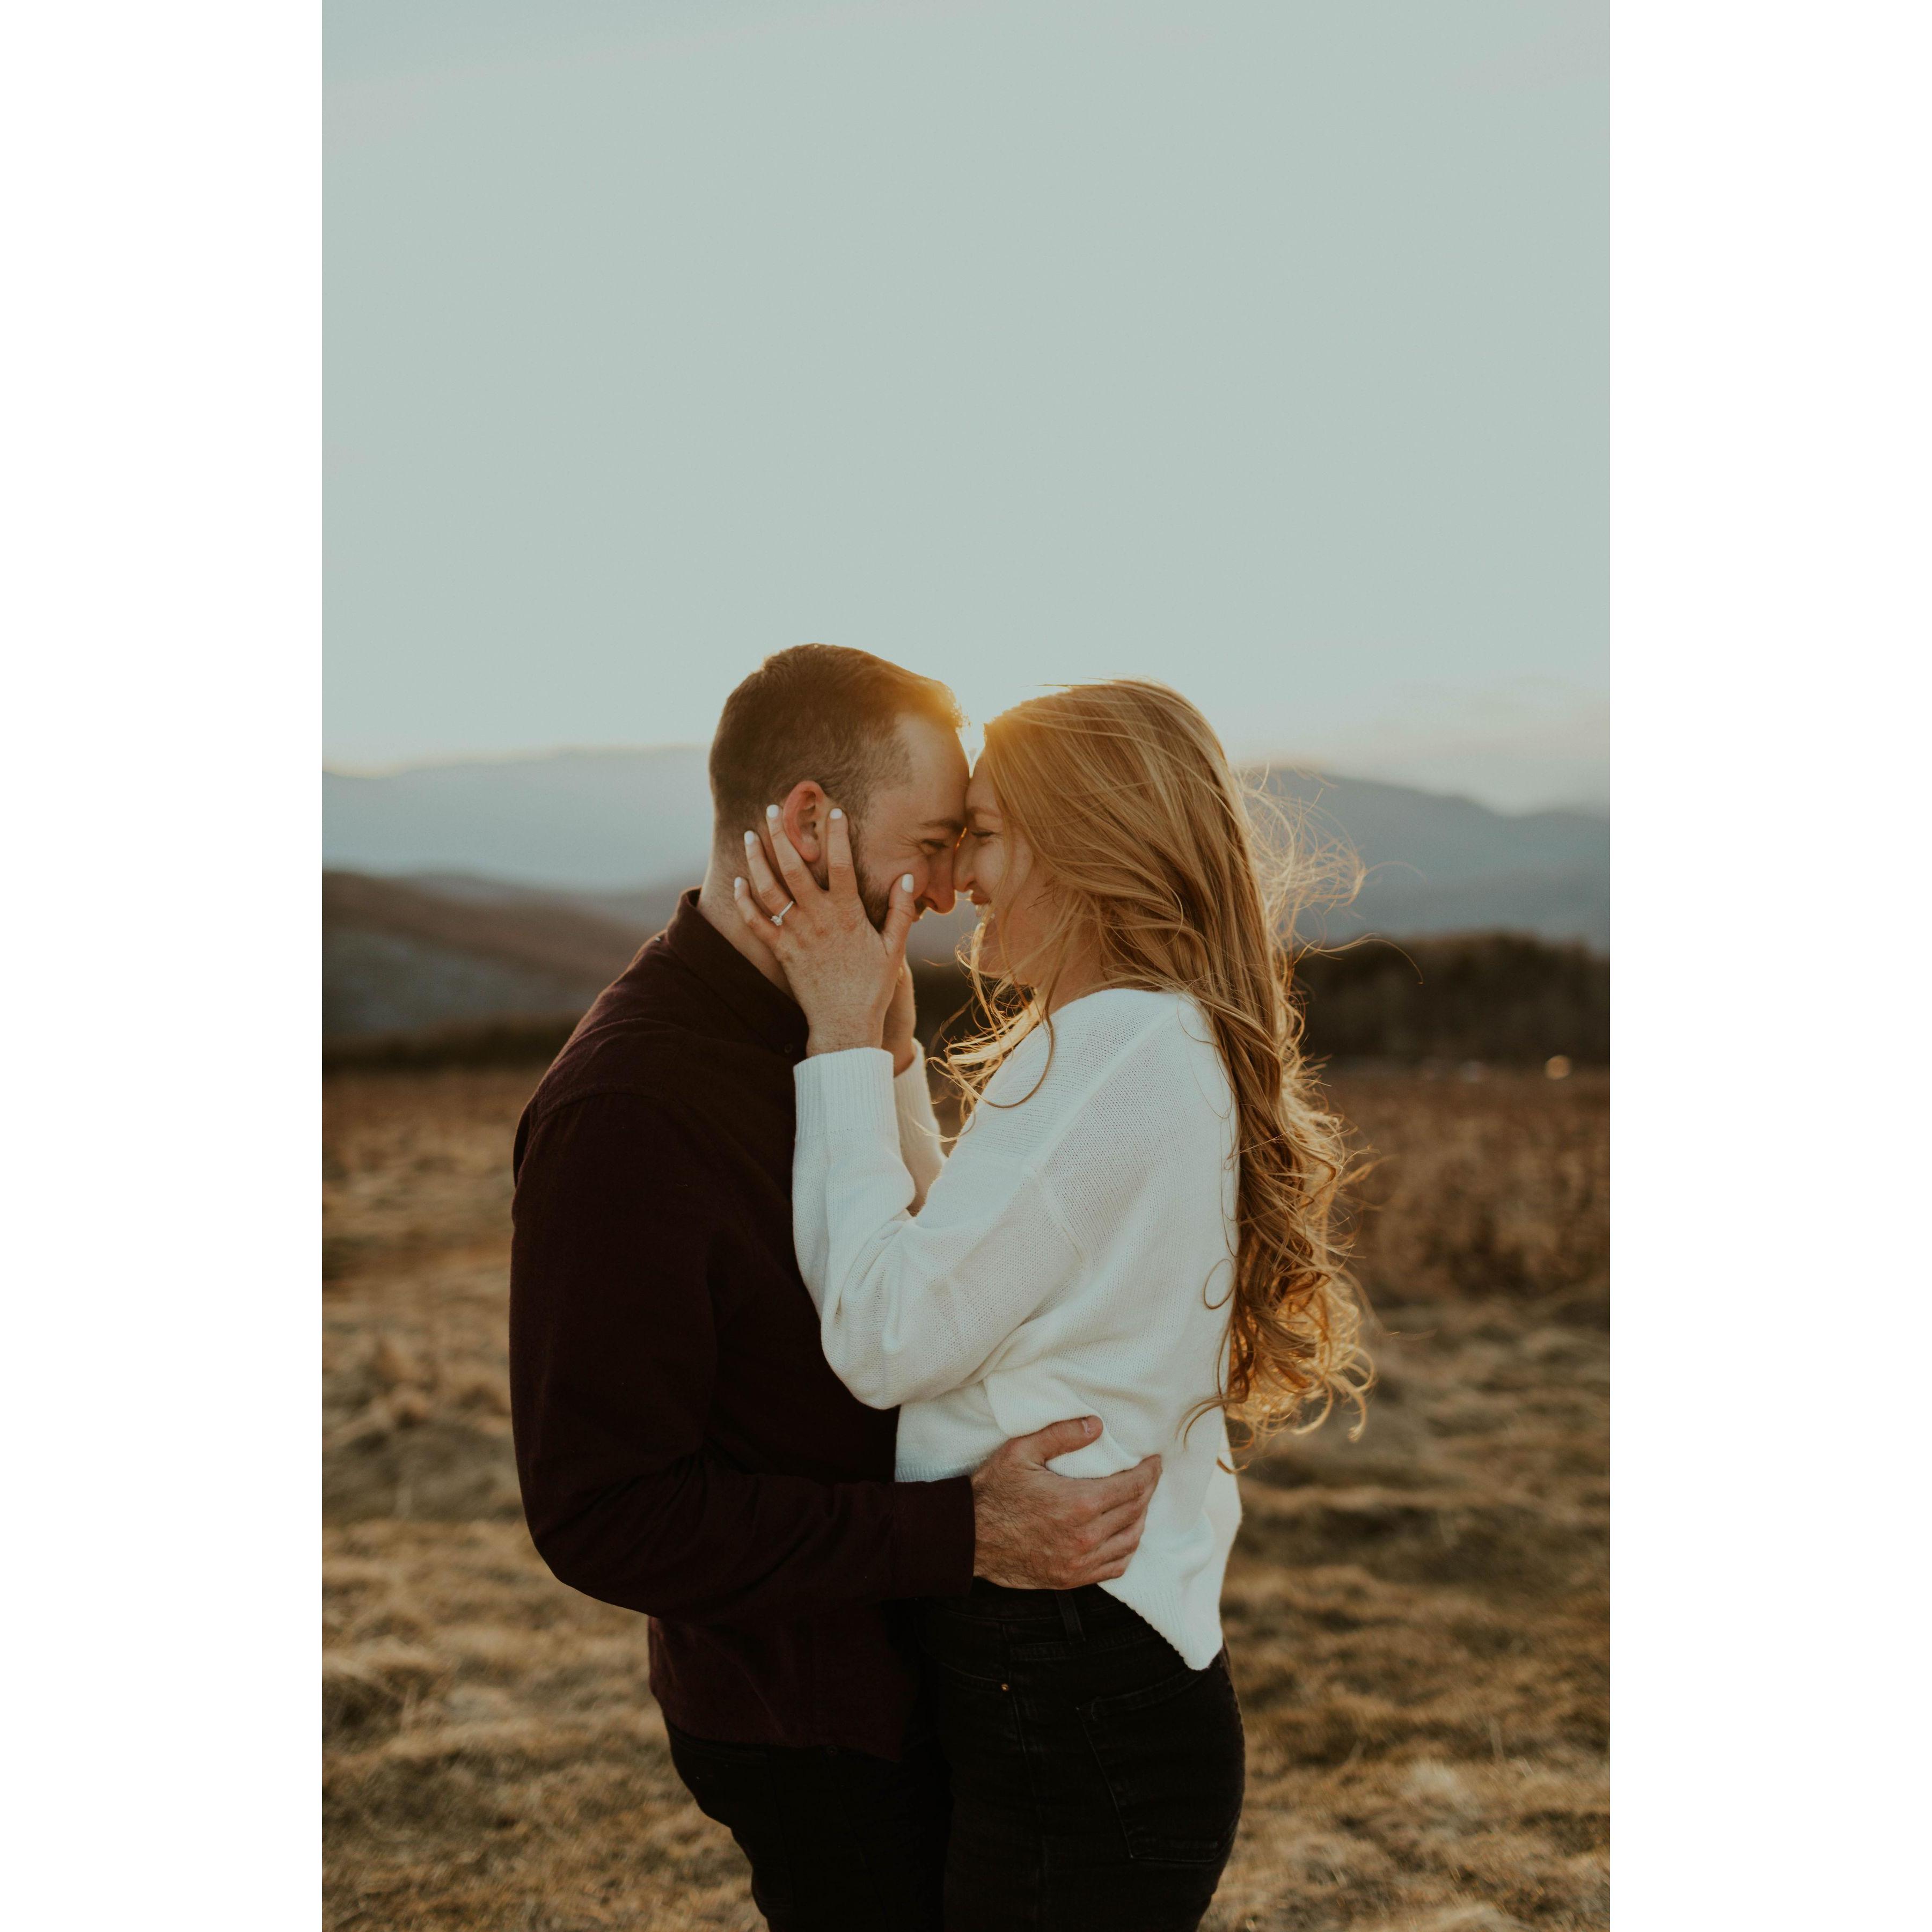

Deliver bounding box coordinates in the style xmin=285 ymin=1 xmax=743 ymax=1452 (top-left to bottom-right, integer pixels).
xmin=324 ymin=1062 xmax=1607 ymax=1931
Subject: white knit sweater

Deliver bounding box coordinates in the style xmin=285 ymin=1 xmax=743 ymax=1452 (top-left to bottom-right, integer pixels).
xmin=792 ymin=987 xmax=1243 ymax=1670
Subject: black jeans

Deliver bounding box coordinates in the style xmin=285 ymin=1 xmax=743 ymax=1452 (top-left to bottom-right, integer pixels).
xmin=665 ymin=1715 xmax=950 ymax=1931
xmin=919 ymin=1579 xmax=1246 ymax=1931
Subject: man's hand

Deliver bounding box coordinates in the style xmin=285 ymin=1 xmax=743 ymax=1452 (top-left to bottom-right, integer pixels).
xmin=970 ymin=1417 xmax=1161 ymax=1590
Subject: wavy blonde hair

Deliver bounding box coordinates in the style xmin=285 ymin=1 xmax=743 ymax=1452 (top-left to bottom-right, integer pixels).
xmin=947 ymin=679 xmax=1372 ymax=1450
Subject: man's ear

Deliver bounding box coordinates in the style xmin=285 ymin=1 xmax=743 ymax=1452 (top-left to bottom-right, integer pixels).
xmin=779 ymin=781 xmax=828 ymax=863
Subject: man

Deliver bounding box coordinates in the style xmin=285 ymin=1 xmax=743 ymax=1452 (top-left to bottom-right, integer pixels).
xmin=509 ymin=645 xmax=1160 ymax=1930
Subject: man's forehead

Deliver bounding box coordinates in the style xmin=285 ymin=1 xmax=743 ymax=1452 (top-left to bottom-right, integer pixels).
xmin=866 ymin=777 xmax=968 ymax=833
xmin=868 ymin=719 xmax=969 ymax=830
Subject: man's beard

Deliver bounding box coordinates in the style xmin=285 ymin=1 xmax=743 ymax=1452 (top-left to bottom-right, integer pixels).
xmin=854 ymin=869 xmax=894 ymax=931
xmin=810 ymin=823 xmax=894 ymax=931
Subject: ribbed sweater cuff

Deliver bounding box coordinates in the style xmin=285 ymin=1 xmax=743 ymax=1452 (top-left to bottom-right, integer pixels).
xmin=794 ymin=1046 xmax=898 ymax=1147
xmin=891 ymin=1475 xmax=977 ymax=1599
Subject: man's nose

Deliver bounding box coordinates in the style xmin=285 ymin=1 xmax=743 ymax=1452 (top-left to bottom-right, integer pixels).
xmin=920 ymin=854 xmax=958 ymax=917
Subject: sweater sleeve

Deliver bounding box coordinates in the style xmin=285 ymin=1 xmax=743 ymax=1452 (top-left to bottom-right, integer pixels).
xmin=509 ymin=1091 xmax=975 ymax=1623
xmin=793 ymin=1048 xmax=1083 ymax=1410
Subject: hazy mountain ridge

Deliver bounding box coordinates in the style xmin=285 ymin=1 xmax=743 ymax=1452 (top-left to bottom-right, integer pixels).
xmin=323 ymin=748 xmax=1606 ymax=1037
xmin=325 ymin=747 xmax=1607 ymax=942
xmin=321 ymin=870 xmax=668 ymax=1037
xmin=1249 ymin=768 xmax=1607 ymax=949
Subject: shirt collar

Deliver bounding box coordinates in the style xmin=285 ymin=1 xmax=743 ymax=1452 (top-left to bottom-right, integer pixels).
xmin=660 ymin=888 xmax=809 ymax=1059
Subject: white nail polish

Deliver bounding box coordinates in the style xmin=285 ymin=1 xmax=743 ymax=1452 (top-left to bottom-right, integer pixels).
xmin=829 ymin=807 xmax=843 ymax=820
xmin=901 ymin=874 xmax=914 ymax=892
xmin=733 ymin=876 xmax=743 ymax=890
xmin=766 ymin=804 xmax=779 ymax=819
xmin=743 ymin=830 xmax=755 ymax=844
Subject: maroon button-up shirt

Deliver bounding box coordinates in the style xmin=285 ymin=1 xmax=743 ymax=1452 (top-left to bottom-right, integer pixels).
xmin=509 ymin=890 xmax=976 ymax=1758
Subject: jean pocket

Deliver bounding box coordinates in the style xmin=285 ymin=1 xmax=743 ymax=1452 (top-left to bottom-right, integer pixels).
xmin=1075 ymin=1649 xmax=1245 ymax=1866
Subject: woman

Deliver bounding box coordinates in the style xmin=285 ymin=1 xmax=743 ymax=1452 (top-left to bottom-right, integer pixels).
xmin=730 ymin=679 xmax=1369 ymax=1931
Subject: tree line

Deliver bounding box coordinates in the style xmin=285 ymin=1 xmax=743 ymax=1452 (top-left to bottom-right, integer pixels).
xmin=324 ymin=932 xmax=1606 ymax=1074
xmin=910 ymin=933 xmax=1605 ymax=1069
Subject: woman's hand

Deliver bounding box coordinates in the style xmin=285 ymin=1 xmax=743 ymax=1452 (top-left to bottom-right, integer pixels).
xmin=882 ymin=961 xmax=919 ymax=1078
xmin=732 ymin=806 xmax=919 ymax=1059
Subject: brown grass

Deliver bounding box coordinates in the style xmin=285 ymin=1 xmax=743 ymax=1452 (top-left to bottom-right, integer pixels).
xmin=324 ymin=1065 xmax=1607 ymax=1930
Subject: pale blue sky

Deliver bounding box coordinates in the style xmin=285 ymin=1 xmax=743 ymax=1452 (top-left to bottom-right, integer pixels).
xmin=326 ymin=1 xmax=1606 ymax=810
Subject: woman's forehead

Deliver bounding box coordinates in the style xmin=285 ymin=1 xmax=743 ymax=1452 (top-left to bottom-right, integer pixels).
xmin=965 ymin=764 xmax=1000 ymax=814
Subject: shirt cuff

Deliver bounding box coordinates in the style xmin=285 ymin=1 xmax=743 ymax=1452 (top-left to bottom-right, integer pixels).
xmin=890 ymin=1474 xmax=977 ymax=1599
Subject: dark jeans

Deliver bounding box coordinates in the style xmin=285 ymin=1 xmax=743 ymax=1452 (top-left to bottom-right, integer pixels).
xmin=919 ymin=1579 xmax=1246 ymax=1932
xmin=664 ymin=1715 xmax=950 ymax=1931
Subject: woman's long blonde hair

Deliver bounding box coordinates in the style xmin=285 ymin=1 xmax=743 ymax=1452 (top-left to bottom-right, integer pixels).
xmin=948 ymin=679 xmax=1372 ymax=1449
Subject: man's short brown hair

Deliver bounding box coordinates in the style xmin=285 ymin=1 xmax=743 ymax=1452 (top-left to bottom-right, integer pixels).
xmin=708 ymin=644 xmax=962 ymax=839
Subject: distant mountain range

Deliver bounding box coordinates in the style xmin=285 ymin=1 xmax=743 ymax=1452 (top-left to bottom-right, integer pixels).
xmin=323 ymin=747 xmax=1606 ymax=1037
xmin=323 ymin=869 xmax=677 ymax=1038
